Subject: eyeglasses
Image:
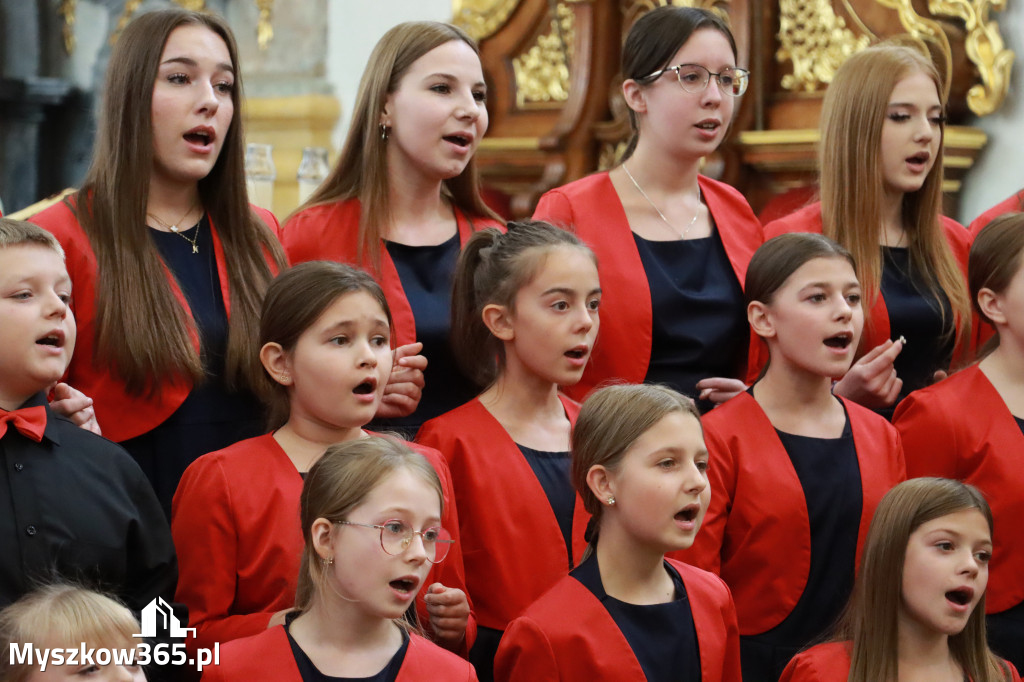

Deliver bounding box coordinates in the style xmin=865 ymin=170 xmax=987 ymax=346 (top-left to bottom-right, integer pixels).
xmin=641 ymin=63 xmax=750 ymax=97
xmin=337 ymin=520 xmax=453 ymax=564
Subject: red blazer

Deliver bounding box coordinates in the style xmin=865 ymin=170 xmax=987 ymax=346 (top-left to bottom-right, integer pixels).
xmin=30 ymin=197 xmax=282 ymax=442
xmin=893 ymin=365 xmax=1024 ymax=613
xmin=201 ymin=625 xmax=478 ymax=681
xmin=532 ymin=172 xmax=765 ymax=398
xmin=780 ymin=640 xmax=1022 ymax=681
xmin=172 ymin=433 xmax=475 ymax=654
xmin=494 ymin=559 xmax=741 ymax=682
xmin=675 ymin=392 xmax=906 ymax=635
xmin=416 ymin=396 xmax=590 ymax=631
xmin=969 ymin=190 xmax=1024 ymax=236
xmin=762 ymin=201 xmax=975 ymax=365
xmin=282 ymin=198 xmax=500 ymax=349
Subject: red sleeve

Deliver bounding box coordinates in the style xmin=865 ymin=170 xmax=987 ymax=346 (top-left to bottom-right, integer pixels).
xmin=778 ymin=651 xmax=827 ymax=682
xmin=253 ymin=206 xmax=282 ymax=240
xmin=892 ymin=390 xmax=961 ymax=480
xmin=532 ymin=190 xmax=576 ymax=230
xmin=282 ymin=207 xmax=334 ymax=266
xmin=172 ymin=456 xmax=274 ymax=652
xmin=494 ymin=616 xmax=561 ymax=682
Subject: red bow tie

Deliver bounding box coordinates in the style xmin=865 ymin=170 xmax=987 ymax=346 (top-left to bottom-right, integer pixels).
xmin=0 ymin=406 xmax=47 ymax=443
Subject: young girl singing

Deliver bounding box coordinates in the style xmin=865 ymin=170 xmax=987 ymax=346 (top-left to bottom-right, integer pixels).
xmin=202 ymin=437 xmax=477 ymax=681
xmin=416 ymin=220 xmax=600 ymax=680
xmin=495 ymin=383 xmax=741 ymax=681
xmin=172 ymin=262 xmax=471 ymax=655
xmin=679 ymin=233 xmax=906 ymax=681
xmin=780 ymin=478 xmax=1020 ymax=682
xmin=894 ymin=212 xmax=1024 ymax=672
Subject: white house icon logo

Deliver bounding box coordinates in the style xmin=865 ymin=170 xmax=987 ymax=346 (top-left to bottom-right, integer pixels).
xmin=134 ymin=597 xmax=197 ymax=639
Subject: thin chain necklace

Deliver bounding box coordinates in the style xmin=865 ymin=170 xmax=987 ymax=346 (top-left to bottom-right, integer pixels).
xmin=147 ymin=202 xmax=201 ymax=254
xmin=622 ymin=163 xmax=701 ymax=239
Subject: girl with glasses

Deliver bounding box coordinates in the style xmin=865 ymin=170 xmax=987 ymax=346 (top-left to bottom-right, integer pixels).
xmin=495 ymin=383 xmax=741 ymax=682
xmin=417 ymin=220 xmax=600 ymax=681
xmin=763 ymin=44 xmax=974 ymax=415
xmin=172 ymin=262 xmax=473 ymax=657
xmin=532 ymin=5 xmax=762 ymax=412
xmin=677 ymin=234 xmax=905 ymax=681
xmin=202 ymin=437 xmax=478 ymax=681
xmin=780 ymin=478 xmax=1019 ymax=682
xmin=893 ymin=213 xmax=1024 ymax=672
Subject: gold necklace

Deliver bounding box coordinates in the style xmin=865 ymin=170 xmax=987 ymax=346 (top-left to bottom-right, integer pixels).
xmin=147 ymin=203 xmax=201 ymax=253
xmin=622 ymin=163 xmax=701 ymax=239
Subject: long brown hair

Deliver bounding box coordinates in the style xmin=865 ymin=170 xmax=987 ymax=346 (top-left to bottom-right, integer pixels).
xmin=295 ymin=436 xmax=443 ymax=612
xmin=819 ymin=43 xmax=970 ymax=348
xmin=290 ymin=21 xmax=499 ymax=271
xmin=969 ymin=212 xmax=1024 ymax=356
xmin=258 ymin=261 xmax=392 ymax=429
xmin=74 ymin=8 xmax=286 ymax=396
xmin=837 ymin=478 xmax=1012 ymax=682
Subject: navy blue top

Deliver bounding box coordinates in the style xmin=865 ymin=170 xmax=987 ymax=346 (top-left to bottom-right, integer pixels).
xmin=124 ymin=217 xmax=263 ymax=517
xmin=1015 ymin=416 xmax=1024 ymax=437
xmin=572 ymin=552 xmax=701 ymax=681
xmin=633 ymin=227 xmax=748 ymax=411
xmin=517 ymin=445 xmax=574 ymax=565
xmin=379 ymin=233 xmax=477 ymax=438
xmin=740 ymin=401 xmax=861 ymax=681
xmin=880 ymin=246 xmax=954 ymax=405
xmin=286 ymin=612 xmax=409 ymax=682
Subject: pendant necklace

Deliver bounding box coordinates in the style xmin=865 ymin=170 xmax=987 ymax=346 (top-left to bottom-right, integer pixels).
xmin=622 ymin=163 xmax=701 ymax=239
xmin=147 ymin=202 xmax=201 ymax=253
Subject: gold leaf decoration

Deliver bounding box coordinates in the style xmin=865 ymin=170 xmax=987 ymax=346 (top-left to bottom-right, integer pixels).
xmin=776 ymin=0 xmax=870 ymax=91
xmin=452 ymin=0 xmax=520 ymax=42
xmin=512 ymin=3 xmax=575 ymax=108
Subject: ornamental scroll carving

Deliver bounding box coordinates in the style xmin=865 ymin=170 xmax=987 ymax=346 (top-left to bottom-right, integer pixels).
xmin=512 ymin=2 xmax=575 ymax=108
xmin=776 ymin=0 xmax=870 ymax=91
xmin=452 ymin=0 xmax=521 ymax=41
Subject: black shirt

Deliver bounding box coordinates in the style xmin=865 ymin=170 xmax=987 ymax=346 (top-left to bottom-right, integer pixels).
xmin=285 ymin=612 xmax=409 ymax=682
xmin=517 ymin=445 xmax=574 ymax=565
xmin=0 ymin=393 xmax=177 ymax=613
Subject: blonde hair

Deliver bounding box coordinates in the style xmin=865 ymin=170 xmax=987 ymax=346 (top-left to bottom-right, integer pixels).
xmin=295 ymin=436 xmax=443 ymax=611
xmin=290 ymin=21 xmax=499 ymax=271
xmin=819 ymin=43 xmax=970 ymax=350
xmin=837 ymin=478 xmax=1012 ymax=682
xmin=571 ymin=383 xmax=700 ymax=559
xmin=0 ymin=584 xmax=141 ymax=682
xmin=0 ymin=217 xmax=64 ymax=258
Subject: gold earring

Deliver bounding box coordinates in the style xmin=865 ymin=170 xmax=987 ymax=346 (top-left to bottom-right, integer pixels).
xmin=379 ymin=123 xmax=390 ymax=141
xmin=606 ymin=496 xmax=615 ymax=506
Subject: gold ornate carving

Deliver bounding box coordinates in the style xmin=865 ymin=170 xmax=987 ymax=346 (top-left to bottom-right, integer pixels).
xmin=452 ymin=0 xmax=520 ymax=41
xmin=59 ymin=0 xmax=76 ymax=54
xmin=776 ymin=0 xmax=870 ymax=91
xmin=512 ymin=3 xmax=575 ymax=108
xmin=110 ymin=1 xmax=206 ymax=46
xmin=872 ymin=0 xmax=953 ymax=96
xmin=255 ymin=0 xmax=275 ymax=50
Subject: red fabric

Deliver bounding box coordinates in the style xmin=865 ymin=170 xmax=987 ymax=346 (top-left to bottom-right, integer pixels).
xmin=494 ymin=559 xmax=741 ymax=682
xmin=416 ymin=396 xmax=590 ymax=631
xmin=893 ymin=365 xmax=1024 ymax=613
xmin=200 ymin=625 xmax=478 ymax=681
xmin=0 ymin=406 xmax=46 ymax=442
xmin=282 ymin=199 xmax=500 ymax=349
xmin=762 ymin=202 xmax=976 ymax=368
xmin=674 ymin=392 xmax=906 ymax=635
xmin=969 ymin=190 xmax=1024 ymax=236
xmin=172 ymin=433 xmax=475 ymax=654
xmin=780 ymin=640 xmax=1022 ymax=681
xmin=29 ymin=197 xmax=282 ymax=442
xmin=532 ymin=172 xmax=765 ymax=398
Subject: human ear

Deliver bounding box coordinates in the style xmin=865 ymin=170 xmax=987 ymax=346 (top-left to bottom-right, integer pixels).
xmin=260 ymin=342 xmax=293 ymax=386
xmin=748 ymin=301 xmax=776 ymax=339
xmin=586 ymin=465 xmax=614 ymax=504
xmin=310 ymin=518 xmax=335 ymax=561
xmin=622 ymin=79 xmax=647 ymax=115
xmin=976 ymin=287 xmax=1006 ymax=326
xmin=481 ymin=303 xmax=515 ymax=342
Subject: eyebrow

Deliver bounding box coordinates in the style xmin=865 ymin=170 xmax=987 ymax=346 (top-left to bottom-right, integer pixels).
xmin=541 ymin=287 xmax=603 ymax=297
xmin=887 ymin=101 xmax=942 ymax=110
xmin=161 ymin=56 xmax=235 ymax=74
xmin=426 ymin=72 xmax=486 ymax=89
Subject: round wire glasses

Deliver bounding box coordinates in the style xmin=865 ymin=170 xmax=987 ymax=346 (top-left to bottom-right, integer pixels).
xmin=337 ymin=519 xmax=453 ymax=564
xmin=641 ymin=63 xmax=750 ymax=97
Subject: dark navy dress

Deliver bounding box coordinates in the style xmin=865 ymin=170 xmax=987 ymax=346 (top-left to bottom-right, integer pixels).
xmin=377 ymin=234 xmax=478 ymax=438
xmin=517 ymin=445 xmax=575 ymax=564
xmin=572 ymin=553 xmax=702 ymax=681
xmin=988 ymin=418 xmax=1024 ymax=672
xmin=123 ymin=217 xmax=264 ymax=518
xmin=633 ymin=226 xmax=748 ymax=412
xmin=740 ymin=402 xmax=861 ymax=682
xmin=880 ymin=246 xmax=954 ymax=411
xmin=286 ymin=612 xmax=409 ymax=682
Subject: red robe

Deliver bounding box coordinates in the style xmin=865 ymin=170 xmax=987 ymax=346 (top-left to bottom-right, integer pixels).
xmin=675 ymin=392 xmax=906 ymax=634
xmin=893 ymin=365 xmax=1024 ymax=613
xmin=762 ymin=201 xmax=976 ymax=366
xmin=200 ymin=625 xmax=478 ymax=681
xmin=532 ymin=172 xmax=765 ymax=397
xmin=969 ymin=190 xmax=1024 ymax=236
xmin=30 ymin=197 xmax=282 ymax=442
xmin=282 ymin=198 xmax=500 ymax=348
xmin=494 ymin=559 xmax=741 ymax=682
xmin=416 ymin=396 xmax=590 ymax=631
xmin=780 ymin=640 xmax=1022 ymax=681
xmin=172 ymin=433 xmax=475 ymax=654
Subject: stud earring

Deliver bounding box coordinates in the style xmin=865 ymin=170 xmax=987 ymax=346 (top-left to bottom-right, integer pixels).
xmin=606 ymin=496 xmax=615 ymax=506
xmin=279 ymin=374 xmax=290 ymax=383
xmin=379 ymin=123 xmax=390 ymax=142
xmin=321 ymin=555 xmax=333 ymax=566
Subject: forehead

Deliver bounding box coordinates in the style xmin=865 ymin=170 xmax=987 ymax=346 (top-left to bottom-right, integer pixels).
xmin=403 ymin=39 xmax=482 ymax=79
xmin=669 ymin=28 xmax=736 ymax=67
xmin=913 ymin=508 xmax=991 ymax=539
xmin=312 ymin=290 xmax=388 ymax=325
xmin=627 ymin=410 xmax=705 ymax=458
xmin=160 ymin=23 xmax=232 ymax=65
xmin=0 ymin=243 xmax=68 ymax=281
xmin=888 ymin=70 xmax=940 ymax=106
xmin=357 ymin=466 xmax=442 ymax=516
xmin=785 ymin=255 xmax=857 ymax=284
xmin=521 ymin=244 xmax=598 ymax=284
